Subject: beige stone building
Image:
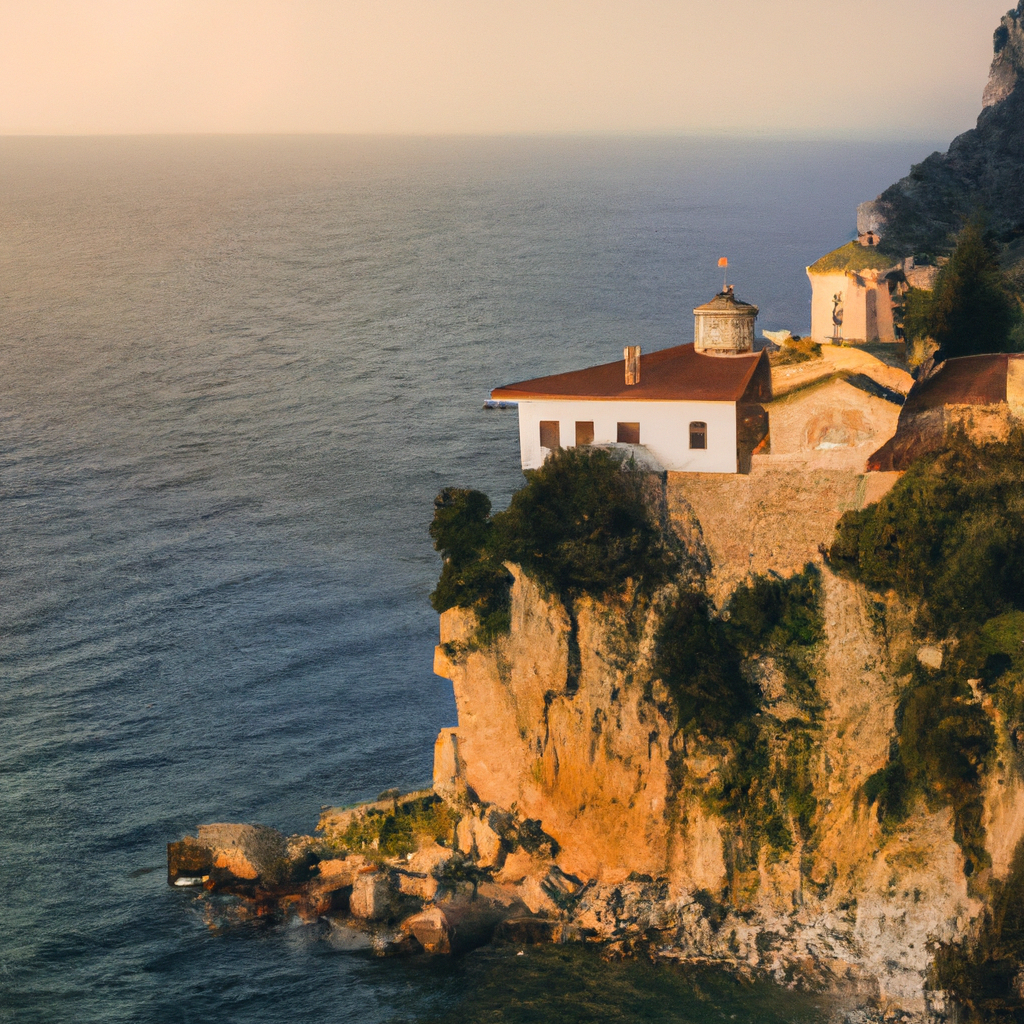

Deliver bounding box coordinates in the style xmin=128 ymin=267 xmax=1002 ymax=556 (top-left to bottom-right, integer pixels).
xmin=806 ymin=241 xmax=901 ymax=344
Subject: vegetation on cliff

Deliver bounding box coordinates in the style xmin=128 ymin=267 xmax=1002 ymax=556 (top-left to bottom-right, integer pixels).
xmin=430 ymin=448 xmax=680 ymax=643
xmin=901 ymin=220 xmax=1019 ymax=358
xmin=830 ymin=433 xmax=1024 ymax=634
xmin=863 ymin=661 xmax=995 ymax=875
xmin=655 ymin=566 xmax=825 ymax=870
xmin=432 ymin=450 xmax=831 ymax=870
xmin=831 ymin=434 xmax=1024 ymax=874
xmin=319 ymin=794 xmax=459 ymax=860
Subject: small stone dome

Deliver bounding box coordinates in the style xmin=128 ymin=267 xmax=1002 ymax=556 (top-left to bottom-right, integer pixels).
xmin=693 ymin=286 xmax=759 ymax=356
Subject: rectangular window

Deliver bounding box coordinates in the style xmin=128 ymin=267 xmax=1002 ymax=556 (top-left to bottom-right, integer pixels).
xmin=617 ymin=422 xmax=640 ymax=444
xmin=539 ymin=421 xmax=560 ymax=449
xmin=575 ymin=421 xmax=594 ymax=446
xmin=689 ymin=421 xmax=707 ymax=450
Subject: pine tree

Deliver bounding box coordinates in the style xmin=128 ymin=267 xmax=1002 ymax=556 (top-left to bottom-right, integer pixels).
xmin=928 ymin=219 xmax=1015 ymax=358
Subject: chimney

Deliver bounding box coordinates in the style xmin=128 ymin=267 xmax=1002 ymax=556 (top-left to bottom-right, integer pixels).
xmin=624 ymin=346 xmax=641 ymax=385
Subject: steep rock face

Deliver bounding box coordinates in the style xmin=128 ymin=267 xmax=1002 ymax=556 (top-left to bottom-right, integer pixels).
xmin=869 ymin=3 xmax=1024 ymax=261
xmin=432 ymin=472 xmax=1024 ymax=1009
xmin=434 ymin=570 xmax=690 ymax=886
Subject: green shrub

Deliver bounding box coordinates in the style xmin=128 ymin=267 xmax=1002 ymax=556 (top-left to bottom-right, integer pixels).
xmin=902 ymin=286 xmax=934 ymax=345
xmin=927 ymin=219 xmax=1016 ymax=359
xmin=429 ymin=449 xmax=680 ymax=643
xmin=653 ymin=590 xmax=756 ymax=739
xmin=332 ymin=795 xmax=457 ymax=860
xmin=830 ymin=435 xmax=1024 ymax=634
xmin=725 ymin=566 xmax=824 ymax=712
xmin=429 ymin=487 xmax=513 ymax=641
xmin=493 ymin=447 xmax=678 ymax=601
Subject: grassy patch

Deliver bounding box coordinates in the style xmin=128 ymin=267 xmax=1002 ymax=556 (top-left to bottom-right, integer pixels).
xmin=769 ymin=337 xmax=822 ymax=366
xmin=321 ymin=795 xmax=458 ymax=860
xmin=807 ymin=241 xmax=898 ymax=275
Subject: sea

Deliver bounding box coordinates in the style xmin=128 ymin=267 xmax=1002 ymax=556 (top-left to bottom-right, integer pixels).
xmin=0 ymin=134 xmax=938 ymax=1023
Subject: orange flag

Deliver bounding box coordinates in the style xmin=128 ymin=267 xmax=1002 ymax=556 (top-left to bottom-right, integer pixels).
xmin=718 ymin=257 xmax=728 ymax=267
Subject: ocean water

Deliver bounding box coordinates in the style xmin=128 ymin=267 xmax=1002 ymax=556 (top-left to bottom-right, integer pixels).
xmin=0 ymin=135 xmax=935 ymax=1022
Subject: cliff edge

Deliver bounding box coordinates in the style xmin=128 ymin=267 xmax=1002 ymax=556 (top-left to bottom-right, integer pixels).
xmin=168 ymin=436 xmax=1024 ymax=1023
xmin=866 ymin=2 xmax=1024 ymax=278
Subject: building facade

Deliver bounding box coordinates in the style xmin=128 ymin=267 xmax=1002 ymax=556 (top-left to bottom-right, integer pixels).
xmin=492 ymin=291 xmax=771 ymax=474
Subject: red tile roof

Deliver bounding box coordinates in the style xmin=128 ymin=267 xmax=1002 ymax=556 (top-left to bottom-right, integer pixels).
xmin=867 ymin=353 xmax=1014 ymax=472
xmin=491 ymin=344 xmax=771 ymax=403
xmin=902 ymin=353 xmax=1009 ymax=412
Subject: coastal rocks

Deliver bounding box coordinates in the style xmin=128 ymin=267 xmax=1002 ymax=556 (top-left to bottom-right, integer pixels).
xmin=168 ymin=793 xmax=550 ymax=959
xmin=455 ymin=810 xmax=504 ymax=868
xmin=167 ymin=836 xmax=212 ymax=886
xmin=199 ymin=823 xmax=288 ymax=883
xmin=396 ymin=843 xmax=454 ymax=900
xmin=401 ymin=906 xmax=452 ymax=953
xmin=400 ymin=896 xmax=510 ymax=955
xmin=350 ymin=869 xmax=395 ymax=921
xmin=167 ymin=824 xmax=287 ymax=888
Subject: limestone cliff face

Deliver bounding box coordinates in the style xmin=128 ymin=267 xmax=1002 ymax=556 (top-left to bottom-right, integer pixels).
xmin=432 ymin=470 xmax=1024 ymax=1010
xmin=434 ymin=569 xmax=724 ymax=890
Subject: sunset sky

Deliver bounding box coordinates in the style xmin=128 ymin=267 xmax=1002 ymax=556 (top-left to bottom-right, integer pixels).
xmin=0 ymin=0 xmax=1013 ymax=137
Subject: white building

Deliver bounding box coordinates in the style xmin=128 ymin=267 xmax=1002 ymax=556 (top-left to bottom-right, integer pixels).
xmin=492 ymin=288 xmax=772 ymax=474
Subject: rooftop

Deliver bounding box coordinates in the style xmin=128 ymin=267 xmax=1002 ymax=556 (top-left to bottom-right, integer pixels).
xmin=807 ymin=241 xmax=900 ymax=277
xmin=902 ymin=352 xmax=1014 ymax=411
xmin=491 ymin=343 xmax=770 ymax=403
xmin=693 ymin=288 xmax=759 ymax=315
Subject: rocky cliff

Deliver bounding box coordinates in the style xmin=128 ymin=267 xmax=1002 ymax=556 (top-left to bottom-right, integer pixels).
xmin=865 ymin=2 xmax=1024 ymax=276
xmin=430 ymin=462 xmax=1024 ymax=1017
xmin=168 ymin=440 xmax=1024 ymax=1022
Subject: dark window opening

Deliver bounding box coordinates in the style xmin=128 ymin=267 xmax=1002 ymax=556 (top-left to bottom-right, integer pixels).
xmin=617 ymin=422 xmax=640 ymax=444
xmin=539 ymin=421 xmax=560 ymax=449
xmin=689 ymin=421 xmax=707 ymax=449
xmin=575 ymin=421 xmax=594 ymax=446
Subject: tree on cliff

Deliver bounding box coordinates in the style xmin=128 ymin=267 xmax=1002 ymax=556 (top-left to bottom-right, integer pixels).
xmin=429 ymin=449 xmax=681 ymax=643
xmin=926 ymin=219 xmax=1016 ymax=359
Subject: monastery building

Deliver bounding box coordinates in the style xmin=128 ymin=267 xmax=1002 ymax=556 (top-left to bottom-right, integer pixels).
xmin=491 ymin=287 xmax=771 ymax=474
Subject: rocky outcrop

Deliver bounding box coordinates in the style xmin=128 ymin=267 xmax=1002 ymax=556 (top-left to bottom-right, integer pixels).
xmin=866 ymin=3 xmax=1024 ymax=267
xmin=425 ymin=466 xmax=1024 ymax=1016
xmin=168 ymin=445 xmax=1024 ymax=1020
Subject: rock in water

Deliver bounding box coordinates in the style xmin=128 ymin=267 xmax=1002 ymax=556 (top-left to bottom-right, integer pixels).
xmin=196 ymin=823 xmax=287 ymax=884
xmin=349 ymin=869 xmax=395 ymax=921
xmin=400 ymin=907 xmax=452 ymax=954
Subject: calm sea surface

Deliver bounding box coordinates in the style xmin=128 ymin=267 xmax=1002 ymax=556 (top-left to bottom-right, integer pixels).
xmin=0 ymin=135 xmax=934 ymax=1022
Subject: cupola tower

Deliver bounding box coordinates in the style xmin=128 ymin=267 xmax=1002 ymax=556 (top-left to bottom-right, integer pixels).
xmin=693 ymin=286 xmax=759 ymax=356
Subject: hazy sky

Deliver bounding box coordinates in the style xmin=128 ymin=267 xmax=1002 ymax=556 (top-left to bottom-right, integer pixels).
xmin=0 ymin=0 xmax=1014 ymax=137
